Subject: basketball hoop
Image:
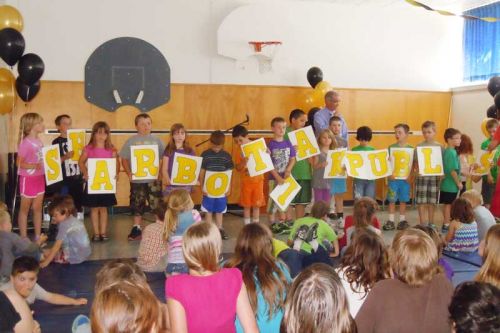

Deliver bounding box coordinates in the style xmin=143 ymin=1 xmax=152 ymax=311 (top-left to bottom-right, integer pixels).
xmin=248 ymin=41 xmax=282 ymax=73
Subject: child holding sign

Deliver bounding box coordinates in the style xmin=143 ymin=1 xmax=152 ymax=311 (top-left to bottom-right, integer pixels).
xmin=17 ymin=113 xmax=46 ymax=239
xmin=329 ymin=116 xmax=348 ymax=222
xmin=268 ymin=117 xmax=296 ymax=233
xmin=312 ymin=129 xmax=336 ymax=204
xmin=440 ymin=128 xmax=463 ymax=232
xmin=161 ymin=123 xmax=195 ymax=196
xmin=120 ymin=114 xmax=165 ymax=241
xmin=415 ymin=121 xmax=443 ymax=228
xmin=383 ymin=124 xmax=413 ymax=231
xmin=79 ymin=122 xmax=118 ymax=241
xmin=285 ymin=109 xmax=312 ymax=219
xmin=352 ymin=126 xmax=375 ymax=200
xmin=232 ymin=125 xmax=265 ymax=225
xmin=200 ymin=130 xmax=234 ymax=240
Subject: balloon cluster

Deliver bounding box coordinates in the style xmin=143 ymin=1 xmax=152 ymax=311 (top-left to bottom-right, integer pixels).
xmin=298 ymin=67 xmax=333 ymax=110
xmin=0 ymin=5 xmax=45 ymax=115
xmin=487 ymin=76 xmax=500 ymax=116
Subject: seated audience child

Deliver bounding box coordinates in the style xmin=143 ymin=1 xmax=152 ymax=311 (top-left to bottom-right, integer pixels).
xmin=272 ymin=238 xmax=303 ymax=279
xmin=288 ymin=201 xmax=339 ymax=267
xmin=461 ymin=189 xmax=496 ymax=240
xmin=413 ymin=225 xmax=454 ymax=281
xmin=0 ymin=210 xmax=45 ymax=284
xmin=448 ymin=281 xmax=500 ymax=333
xmin=1 ymin=256 xmax=87 ymax=306
xmin=0 ymin=284 xmax=40 ymax=333
xmin=355 ymin=229 xmax=454 ymax=333
xmin=91 ymin=282 xmax=166 ymax=333
xmin=337 ymin=228 xmax=390 ymax=317
xmin=443 ymin=198 xmax=480 ymax=255
xmin=163 ymin=189 xmax=201 ymax=276
xmin=225 ymin=223 xmax=291 ymax=332
xmin=40 ymin=195 xmax=91 ymax=267
xmin=136 ymin=201 xmax=169 ymax=272
xmin=280 ymin=263 xmax=356 ymax=333
xmin=166 ymin=222 xmax=259 ymax=333
xmin=341 ymin=197 xmax=381 ymax=249
xmin=476 ymin=224 xmax=500 ymax=288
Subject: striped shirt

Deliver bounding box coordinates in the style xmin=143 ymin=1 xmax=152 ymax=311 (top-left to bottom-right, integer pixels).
xmin=201 ymin=149 xmax=234 ymax=172
xmin=445 ymin=221 xmax=480 ymax=252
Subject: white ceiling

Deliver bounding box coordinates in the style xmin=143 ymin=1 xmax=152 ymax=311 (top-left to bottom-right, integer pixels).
xmin=323 ymin=0 xmax=498 ymax=11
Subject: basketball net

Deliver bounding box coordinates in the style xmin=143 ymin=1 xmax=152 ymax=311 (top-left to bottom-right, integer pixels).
xmin=249 ymin=41 xmax=282 ymax=73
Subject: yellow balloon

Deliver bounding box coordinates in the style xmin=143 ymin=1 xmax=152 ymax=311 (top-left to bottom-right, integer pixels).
xmin=0 ymin=82 xmax=15 ymax=115
xmin=0 ymin=5 xmax=23 ymax=32
xmin=312 ymin=81 xmax=333 ymax=104
xmin=481 ymin=118 xmax=494 ymax=138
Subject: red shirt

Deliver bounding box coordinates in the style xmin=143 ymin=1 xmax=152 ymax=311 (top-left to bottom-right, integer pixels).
xmin=339 ymin=215 xmax=381 ymax=249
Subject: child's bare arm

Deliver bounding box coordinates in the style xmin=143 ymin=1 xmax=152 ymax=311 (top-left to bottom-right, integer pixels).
xmin=40 ymin=240 xmax=63 ymax=268
xmin=284 ymin=157 xmax=296 ymax=178
xmin=78 ymin=150 xmax=89 ymax=180
xmin=161 ymin=156 xmax=171 ymax=186
xmin=444 ymin=221 xmax=458 ymax=243
xmin=121 ymin=158 xmax=132 ymax=180
xmin=330 ymin=239 xmax=340 ymax=257
xmin=450 ymin=170 xmax=463 ymax=190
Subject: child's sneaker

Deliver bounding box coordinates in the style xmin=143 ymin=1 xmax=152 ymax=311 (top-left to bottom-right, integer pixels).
xmin=305 ymin=222 xmax=319 ymax=251
xmin=328 ymin=212 xmax=338 ymax=220
xmin=127 ymin=225 xmax=142 ymax=241
xmin=293 ymin=224 xmax=309 ymax=250
xmin=219 ymin=228 xmax=229 ymax=240
xmin=428 ymin=223 xmax=438 ymax=230
xmin=270 ymin=223 xmax=283 ymax=234
xmin=441 ymin=224 xmax=449 ymax=233
xmin=396 ymin=220 xmax=409 ymax=230
xmin=383 ymin=221 xmax=396 ymax=231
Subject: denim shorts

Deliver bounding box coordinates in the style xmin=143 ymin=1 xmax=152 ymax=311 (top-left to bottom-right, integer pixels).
xmin=166 ymin=263 xmax=189 ymax=275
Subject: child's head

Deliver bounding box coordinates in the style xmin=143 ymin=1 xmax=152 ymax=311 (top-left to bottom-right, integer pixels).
xmin=421 ymin=121 xmax=436 ymax=141
xmin=11 ymin=256 xmax=39 ymax=298
xmin=390 ymin=229 xmax=440 ymax=287
xmin=457 ymin=134 xmax=474 ymax=155
xmin=0 ymin=201 xmax=7 ymax=211
xmin=329 ymin=116 xmax=343 ymax=136
xmin=307 ymin=107 xmax=320 ymax=129
xmin=394 ymin=123 xmax=410 ymax=143
xmin=280 ymin=263 xmax=355 ymax=333
xmin=166 ymin=123 xmax=190 ymax=154
xmin=448 ymin=281 xmax=500 ymax=333
xmin=356 ymin=126 xmax=372 ymax=143
xmin=232 ymin=125 xmax=249 ymax=145
xmin=353 ymin=197 xmax=378 ymax=228
xmin=134 ymin=113 xmax=152 ymax=136
xmin=341 ymin=228 xmax=390 ymax=294
xmin=0 ymin=210 xmax=12 ymax=232
xmin=152 ymin=200 xmax=168 ymax=222
xmin=48 ymin=195 xmax=77 ymax=223
xmin=183 ymin=222 xmax=222 ymax=274
xmin=317 ymin=129 xmax=336 ymax=150
xmin=163 ymin=189 xmax=194 ymax=239
xmin=227 ymin=223 xmax=287 ymax=315
xmin=54 ymin=114 xmax=71 ymax=135
xmin=209 ymin=130 xmax=225 ymax=152
xmin=444 ymin=128 xmax=461 ymax=147
xmin=476 ymin=224 xmax=500 ymax=288
xmin=89 ymin=121 xmax=113 ymax=149
xmin=310 ymin=200 xmax=330 ymax=220
xmin=289 ymin=109 xmax=307 ymax=130
xmin=271 ymin=117 xmax=286 ymax=139
xmin=412 ymin=225 xmax=444 ymax=257
xmin=94 ymin=259 xmax=148 ymax=294
xmin=450 ymin=198 xmax=475 ymax=224
xmin=486 ymin=118 xmax=499 ymax=137
xmin=461 ymin=189 xmax=483 ymax=209
xmin=19 ymin=112 xmax=44 ymax=141
xmin=324 ymin=91 xmax=340 ymax=111
xmin=91 ymin=282 xmax=162 ymax=333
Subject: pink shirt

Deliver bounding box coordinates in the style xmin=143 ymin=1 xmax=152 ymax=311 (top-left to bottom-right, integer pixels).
xmin=166 ymin=268 xmax=242 ymax=333
xmin=83 ymin=145 xmax=113 ymax=158
xmin=18 ymin=137 xmax=44 ymax=176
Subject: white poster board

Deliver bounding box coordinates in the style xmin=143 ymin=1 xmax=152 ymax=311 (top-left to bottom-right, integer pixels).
xmin=87 ymin=158 xmax=117 ymax=194
xmin=241 ymin=138 xmax=274 ymax=177
xmin=203 ymin=170 xmax=232 ymax=198
xmin=42 ymin=144 xmax=63 ymax=186
xmin=270 ymin=176 xmax=301 ymax=211
xmin=67 ymin=129 xmax=86 ymax=164
xmin=130 ymin=145 xmax=160 ymax=180
xmin=287 ymin=126 xmax=320 ymax=161
xmin=417 ymin=146 xmax=444 ymax=176
xmin=170 ymin=153 xmax=203 ymax=186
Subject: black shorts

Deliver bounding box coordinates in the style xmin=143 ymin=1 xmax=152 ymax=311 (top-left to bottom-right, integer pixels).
xmin=439 ymin=191 xmax=459 ymax=205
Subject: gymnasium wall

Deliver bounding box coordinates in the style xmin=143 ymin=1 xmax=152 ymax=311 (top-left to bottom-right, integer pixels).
xmin=7 ymin=82 xmax=452 ymax=206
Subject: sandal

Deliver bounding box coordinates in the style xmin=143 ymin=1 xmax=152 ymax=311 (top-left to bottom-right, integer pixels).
xmin=100 ymin=234 xmax=109 ymax=241
xmin=92 ymin=235 xmax=100 ymax=242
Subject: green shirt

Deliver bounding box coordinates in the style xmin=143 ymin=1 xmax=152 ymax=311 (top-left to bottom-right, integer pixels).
xmin=388 ymin=143 xmax=413 ymax=151
xmin=441 ymin=147 xmax=460 ymax=192
xmin=284 ymin=127 xmax=312 ymax=180
xmin=272 ymin=238 xmax=289 ymax=257
xmin=481 ymin=138 xmax=500 ymax=181
xmin=288 ymin=217 xmax=337 ymax=254
xmin=352 ymin=145 xmax=375 ymax=151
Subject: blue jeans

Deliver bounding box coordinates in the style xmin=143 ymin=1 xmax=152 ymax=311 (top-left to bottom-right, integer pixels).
xmin=353 ymin=179 xmax=375 ymax=200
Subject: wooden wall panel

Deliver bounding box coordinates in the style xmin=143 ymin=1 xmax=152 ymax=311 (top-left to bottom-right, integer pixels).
xmin=8 ymin=82 xmax=451 ymax=206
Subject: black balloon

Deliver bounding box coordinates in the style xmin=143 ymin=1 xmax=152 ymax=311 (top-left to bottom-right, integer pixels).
xmin=0 ymin=28 xmax=25 ymax=66
xmin=18 ymin=53 xmax=44 ymax=86
xmin=487 ymin=104 xmax=498 ymax=118
xmin=15 ymin=77 xmax=40 ymax=102
xmin=307 ymin=67 xmax=323 ymax=88
xmin=488 ymin=76 xmax=500 ymax=97
xmin=495 ymin=92 xmax=500 ymax=109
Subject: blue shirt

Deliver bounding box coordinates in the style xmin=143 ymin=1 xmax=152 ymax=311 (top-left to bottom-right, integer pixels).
xmin=313 ymin=107 xmax=348 ymax=142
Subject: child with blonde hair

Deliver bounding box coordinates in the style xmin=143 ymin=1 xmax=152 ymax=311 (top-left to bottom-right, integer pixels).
xmin=164 ymin=189 xmax=200 ymax=275
xmin=166 ymin=222 xmax=258 ymax=333
xmin=79 ymin=121 xmax=119 ymax=241
xmin=476 ymin=224 xmax=500 ymax=288
xmin=312 ymin=129 xmax=336 ymax=204
xmin=280 ymin=263 xmax=356 ymax=333
xmin=17 ymin=112 xmax=46 ymax=238
xmin=461 ymin=189 xmax=495 ymax=240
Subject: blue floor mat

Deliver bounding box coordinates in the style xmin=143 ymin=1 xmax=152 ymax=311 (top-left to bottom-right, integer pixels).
xmin=32 ymin=259 xmax=165 ymax=333
xmin=443 ymin=250 xmax=482 ymax=267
